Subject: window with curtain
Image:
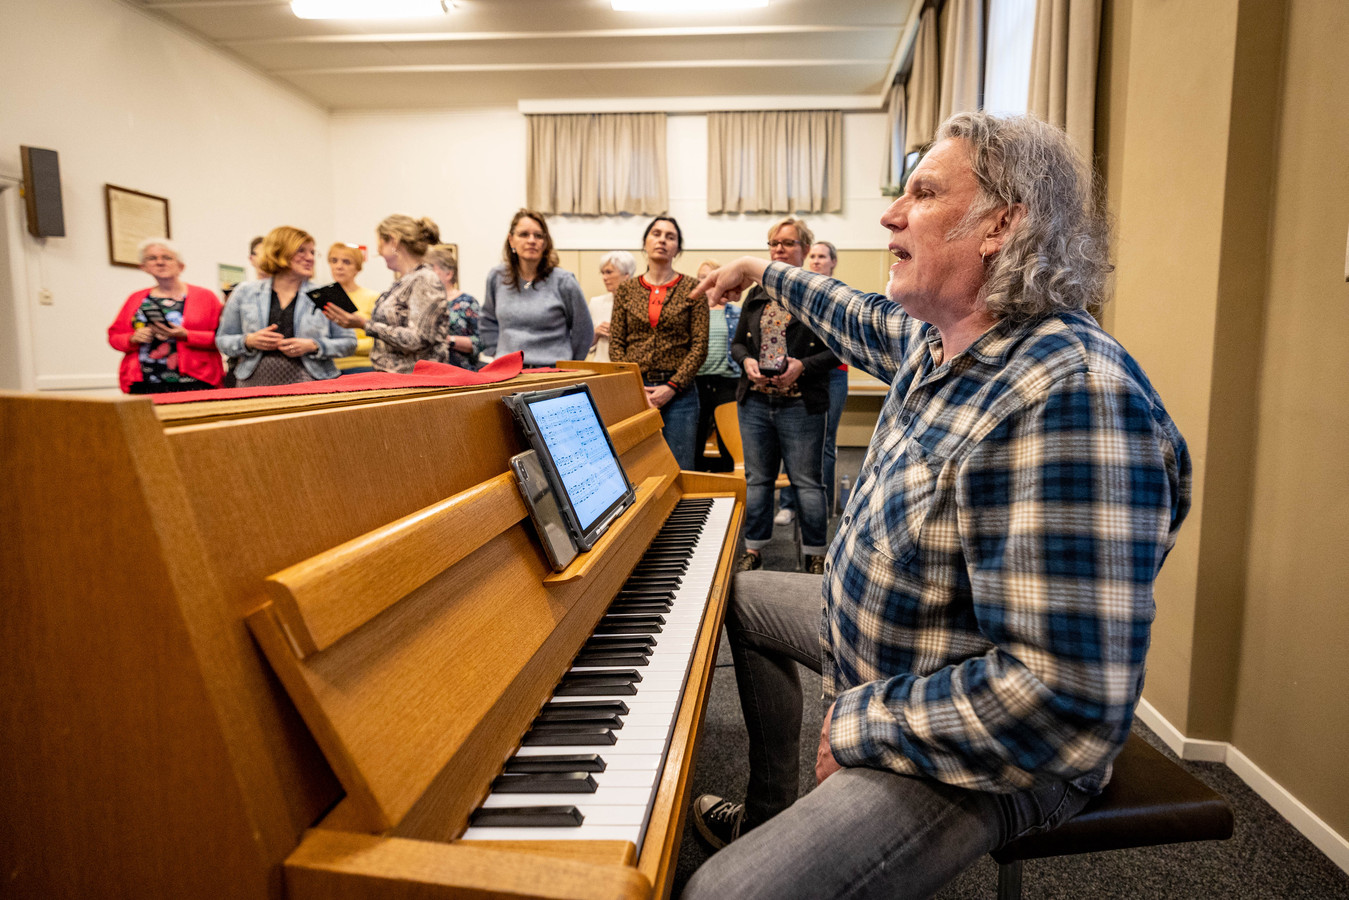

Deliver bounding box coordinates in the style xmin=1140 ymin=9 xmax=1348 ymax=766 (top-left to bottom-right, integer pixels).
xmin=526 ymin=113 xmax=667 ymax=216
xmin=881 ymin=0 xmax=1097 ymax=194
xmin=984 ymin=0 xmax=1037 ymax=115
xmin=706 ymin=110 xmax=843 ymax=215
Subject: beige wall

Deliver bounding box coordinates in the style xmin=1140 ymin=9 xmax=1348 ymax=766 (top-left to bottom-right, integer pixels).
xmin=1102 ymin=0 xmax=1349 ymax=841
xmin=1231 ymin=0 xmax=1349 ymax=836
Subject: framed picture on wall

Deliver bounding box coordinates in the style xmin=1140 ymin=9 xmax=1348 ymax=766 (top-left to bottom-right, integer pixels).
xmin=105 ymin=184 xmax=171 ymax=268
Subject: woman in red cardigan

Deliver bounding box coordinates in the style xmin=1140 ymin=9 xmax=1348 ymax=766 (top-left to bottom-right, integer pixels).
xmin=107 ymin=239 xmax=224 ymax=393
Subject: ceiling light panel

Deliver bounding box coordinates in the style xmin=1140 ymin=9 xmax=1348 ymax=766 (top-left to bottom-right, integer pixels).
xmin=291 ymin=0 xmax=453 ymax=20
xmin=612 ymin=0 xmax=768 ymax=10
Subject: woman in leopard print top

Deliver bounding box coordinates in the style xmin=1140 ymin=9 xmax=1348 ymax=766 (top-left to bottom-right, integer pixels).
xmin=609 ymin=216 xmax=708 ymax=470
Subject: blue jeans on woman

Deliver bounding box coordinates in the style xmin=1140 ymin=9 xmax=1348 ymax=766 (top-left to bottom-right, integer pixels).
xmin=680 ymin=571 xmax=1091 ymax=900
xmin=779 ymin=366 xmax=850 ymax=515
xmin=739 ymin=393 xmax=828 ymax=555
xmin=658 ymin=384 xmax=701 ymax=471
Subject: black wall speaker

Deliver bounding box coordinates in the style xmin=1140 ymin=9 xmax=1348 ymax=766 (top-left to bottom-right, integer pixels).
xmin=19 ymin=146 xmax=66 ymax=238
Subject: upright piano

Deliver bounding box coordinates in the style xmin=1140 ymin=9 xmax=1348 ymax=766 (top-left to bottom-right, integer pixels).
xmin=0 ymin=362 xmax=745 ymax=899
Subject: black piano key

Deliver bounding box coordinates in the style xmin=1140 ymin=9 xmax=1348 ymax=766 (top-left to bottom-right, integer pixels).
xmin=630 ymin=563 xmax=688 ymax=575
xmin=470 ymin=806 xmax=584 ymax=827
xmin=606 ymin=607 xmax=671 ymax=619
xmin=523 ymin=726 xmax=616 ymax=746
xmin=542 ymin=698 xmax=630 ymax=715
xmin=638 ymin=549 xmax=693 ymax=559
xmin=581 ymin=635 xmax=654 ymax=650
xmin=561 ymin=668 xmax=642 ymax=684
xmin=535 ymin=709 xmax=625 ymax=728
xmin=600 ymin=614 xmax=665 ymax=626
xmin=504 ymin=753 xmax=606 ymax=773
xmin=555 ymin=671 xmax=641 ymax=693
xmin=530 ymin=717 xmax=623 ymax=731
xmin=622 ymin=578 xmax=682 ymax=589
xmin=581 ymin=636 xmax=653 ymax=652
xmin=615 ymin=589 xmax=676 ymax=601
xmin=594 ymin=621 xmax=661 ymax=635
xmin=492 ymin=772 xmax=598 ymax=793
xmin=573 ymin=652 xmax=651 ymax=668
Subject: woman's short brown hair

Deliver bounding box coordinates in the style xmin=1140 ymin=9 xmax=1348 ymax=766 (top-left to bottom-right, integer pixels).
xmin=257 ymin=226 xmax=315 ymax=275
xmin=326 ymin=242 xmax=364 ymax=273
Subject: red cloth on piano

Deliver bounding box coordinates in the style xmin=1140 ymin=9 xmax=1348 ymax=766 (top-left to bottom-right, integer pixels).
xmin=150 ymin=353 xmax=553 ymax=404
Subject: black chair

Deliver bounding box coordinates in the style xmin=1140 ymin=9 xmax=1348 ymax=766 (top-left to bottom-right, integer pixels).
xmin=990 ymin=732 xmax=1235 ymax=900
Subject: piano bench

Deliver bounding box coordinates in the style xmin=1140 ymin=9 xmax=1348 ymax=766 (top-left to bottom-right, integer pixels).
xmin=989 ymin=732 xmax=1235 ymax=900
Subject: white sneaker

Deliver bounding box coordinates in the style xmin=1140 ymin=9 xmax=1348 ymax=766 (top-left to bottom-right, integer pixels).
xmin=774 ymin=508 xmax=795 ymax=526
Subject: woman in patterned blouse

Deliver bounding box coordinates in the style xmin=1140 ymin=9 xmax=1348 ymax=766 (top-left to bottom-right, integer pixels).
xmin=425 ymin=244 xmax=481 ymax=370
xmin=608 ymin=216 xmax=709 ymax=470
xmin=322 ymin=214 xmax=448 ymax=374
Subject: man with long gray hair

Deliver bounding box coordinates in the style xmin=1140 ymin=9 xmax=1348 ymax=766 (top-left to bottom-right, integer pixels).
xmin=683 ymin=112 xmax=1192 ymax=899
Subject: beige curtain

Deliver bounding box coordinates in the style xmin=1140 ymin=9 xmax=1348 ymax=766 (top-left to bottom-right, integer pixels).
xmin=1028 ymin=0 xmax=1102 ymax=159
xmin=881 ymin=80 xmax=908 ymax=194
xmin=527 ymin=113 xmax=667 ymax=216
xmin=904 ymin=3 xmax=941 ymax=154
xmin=938 ymin=0 xmax=985 ymax=121
xmin=707 ymin=110 xmax=843 ymax=214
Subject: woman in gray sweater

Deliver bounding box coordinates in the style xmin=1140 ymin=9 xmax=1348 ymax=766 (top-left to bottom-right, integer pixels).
xmin=481 ymin=209 xmax=592 ymax=367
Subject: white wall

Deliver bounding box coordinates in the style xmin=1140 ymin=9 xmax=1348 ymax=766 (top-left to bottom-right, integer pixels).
xmin=330 ymin=109 xmax=895 ymax=299
xmin=0 ymin=0 xmax=332 ymax=390
xmin=3 ymin=0 xmax=898 ymax=390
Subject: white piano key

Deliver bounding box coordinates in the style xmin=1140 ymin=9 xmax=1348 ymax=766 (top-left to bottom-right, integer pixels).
xmin=515 ymin=739 xmax=669 ymax=757
xmin=482 ymin=784 xmax=654 ymax=808
xmin=461 ymin=824 xmax=642 ymax=843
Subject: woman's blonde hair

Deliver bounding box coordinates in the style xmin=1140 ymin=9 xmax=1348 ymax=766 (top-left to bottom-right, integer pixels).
xmin=425 ymin=244 xmax=459 ymax=286
xmin=326 ymin=242 xmax=364 ymax=272
xmin=377 ymin=215 xmax=440 ymax=258
xmin=257 ymin=226 xmax=315 ymax=275
xmin=767 ymin=217 xmax=814 ymax=250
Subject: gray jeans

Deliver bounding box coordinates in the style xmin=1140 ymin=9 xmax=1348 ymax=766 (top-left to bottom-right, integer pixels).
xmin=682 ymin=571 xmax=1090 ymax=900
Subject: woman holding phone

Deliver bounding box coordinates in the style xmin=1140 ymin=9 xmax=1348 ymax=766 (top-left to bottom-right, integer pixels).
xmin=107 ymin=238 xmax=224 ymax=393
xmin=729 ymin=217 xmax=838 ymax=575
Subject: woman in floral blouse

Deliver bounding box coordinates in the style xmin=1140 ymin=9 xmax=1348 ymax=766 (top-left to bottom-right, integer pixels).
xmin=322 ymin=214 xmax=447 ymax=374
xmin=425 ymin=244 xmax=481 ymax=370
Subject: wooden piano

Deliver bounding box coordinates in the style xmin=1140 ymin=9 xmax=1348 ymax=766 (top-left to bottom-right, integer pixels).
xmin=0 ymin=362 xmax=745 ymax=899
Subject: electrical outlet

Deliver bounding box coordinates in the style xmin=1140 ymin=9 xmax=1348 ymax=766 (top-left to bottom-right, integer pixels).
xmin=38 ymin=289 xmax=54 ymax=305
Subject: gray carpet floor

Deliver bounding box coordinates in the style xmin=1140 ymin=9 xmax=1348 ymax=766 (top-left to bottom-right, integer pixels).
xmin=671 ymin=450 xmax=1349 ymax=898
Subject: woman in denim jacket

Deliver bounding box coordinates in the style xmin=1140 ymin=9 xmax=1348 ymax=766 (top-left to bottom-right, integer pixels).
xmin=216 ymin=226 xmax=355 ymax=385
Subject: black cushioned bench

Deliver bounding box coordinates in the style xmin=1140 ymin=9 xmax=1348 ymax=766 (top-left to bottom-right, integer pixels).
xmin=990 ymin=731 xmax=1236 ymax=900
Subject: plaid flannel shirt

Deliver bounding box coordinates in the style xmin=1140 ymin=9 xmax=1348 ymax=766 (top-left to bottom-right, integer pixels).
xmin=762 ymin=262 xmax=1191 ymax=795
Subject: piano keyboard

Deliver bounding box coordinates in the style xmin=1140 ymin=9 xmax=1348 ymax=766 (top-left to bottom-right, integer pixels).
xmin=462 ymin=496 xmax=734 ymax=848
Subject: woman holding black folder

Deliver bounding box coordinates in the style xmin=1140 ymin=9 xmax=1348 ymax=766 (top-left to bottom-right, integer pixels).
xmin=321 ymin=214 xmax=449 ymax=374
xmin=216 ymin=226 xmax=356 ymax=386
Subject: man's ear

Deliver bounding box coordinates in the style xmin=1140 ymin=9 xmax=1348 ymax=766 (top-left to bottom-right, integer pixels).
xmin=980 ymin=203 xmax=1026 ymax=257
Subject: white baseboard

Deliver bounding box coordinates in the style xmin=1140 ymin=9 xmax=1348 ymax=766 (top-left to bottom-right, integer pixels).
xmin=1135 ymin=698 xmax=1349 ymax=875
xmin=1224 ymin=744 xmax=1349 ymax=875
xmin=1135 ymin=699 xmax=1228 ymax=761
xmin=35 ymin=374 xmax=119 ymax=390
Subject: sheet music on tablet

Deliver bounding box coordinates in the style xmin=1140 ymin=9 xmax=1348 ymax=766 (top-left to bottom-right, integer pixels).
xmin=504 ymin=384 xmax=636 ymax=551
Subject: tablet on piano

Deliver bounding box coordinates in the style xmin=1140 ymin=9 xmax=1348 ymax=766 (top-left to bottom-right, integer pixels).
xmin=504 ymin=384 xmax=636 ymax=552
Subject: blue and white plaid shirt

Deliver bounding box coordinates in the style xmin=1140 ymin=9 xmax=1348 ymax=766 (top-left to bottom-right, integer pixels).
xmin=762 ymin=262 xmax=1191 ymax=795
